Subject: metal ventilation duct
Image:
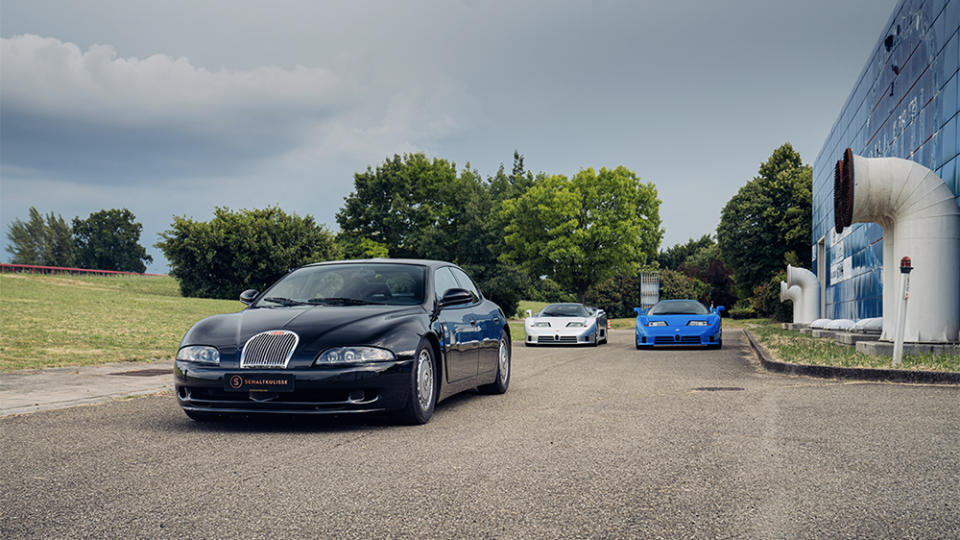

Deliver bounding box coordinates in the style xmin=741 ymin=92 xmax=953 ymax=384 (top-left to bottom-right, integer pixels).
xmin=786 ymin=265 xmax=820 ymax=324
xmin=834 ymin=148 xmax=960 ymax=342
xmin=779 ymin=281 xmax=802 ymax=323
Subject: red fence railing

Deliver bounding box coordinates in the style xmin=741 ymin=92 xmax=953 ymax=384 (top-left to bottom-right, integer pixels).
xmin=0 ymin=263 xmax=166 ymax=277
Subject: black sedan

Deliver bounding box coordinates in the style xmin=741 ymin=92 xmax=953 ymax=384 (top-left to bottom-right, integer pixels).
xmin=174 ymin=259 xmax=511 ymax=424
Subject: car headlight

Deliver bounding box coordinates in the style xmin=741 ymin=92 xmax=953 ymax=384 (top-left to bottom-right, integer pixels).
xmin=566 ymin=321 xmax=586 ymax=327
xmin=533 ymin=322 xmax=551 ymax=328
xmin=315 ymin=346 xmax=396 ymax=365
xmin=687 ymin=320 xmax=709 ymax=326
xmin=177 ymin=345 xmax=220 ymax=365
xmin=646 ymin=321 xmax=667 ymax=327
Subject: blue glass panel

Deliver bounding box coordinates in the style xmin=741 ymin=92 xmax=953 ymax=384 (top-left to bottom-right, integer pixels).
xmin=942 ymin=116 xmax=958 ymax=166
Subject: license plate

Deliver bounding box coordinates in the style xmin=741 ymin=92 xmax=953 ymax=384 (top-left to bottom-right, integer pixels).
xmin=224 ymin=373 xmax=294 ymax=392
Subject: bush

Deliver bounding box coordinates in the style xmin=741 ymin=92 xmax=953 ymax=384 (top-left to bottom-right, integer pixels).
xmin=156 ymin=207 xmax=342 ymax=299
xmin=526 ymin=277 xmax=576 ymax=303
xmin=728 ymin=307 xmax=758 ymax=319
xmin=586 ymin=272 xmax=644 ymax=318
xmin=749 ymin=271 xmax=792 ymax=321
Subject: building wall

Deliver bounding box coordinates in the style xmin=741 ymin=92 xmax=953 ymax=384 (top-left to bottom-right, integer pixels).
xmin=813 ymin=0 xmax=960 ymax=320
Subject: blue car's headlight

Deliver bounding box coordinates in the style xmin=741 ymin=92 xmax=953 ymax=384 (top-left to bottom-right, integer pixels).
xmin=533 ymin=322 xmax=551 ymax=328
xmin=177 ymin=345 xmax=220 ymax=365
xmin=315 ymin=346 xmax=395 ymax=365
xmin=687 ymin=320 xmax=709 ymax=326
xmin=647 ymin=321 xmax=667 ymax=327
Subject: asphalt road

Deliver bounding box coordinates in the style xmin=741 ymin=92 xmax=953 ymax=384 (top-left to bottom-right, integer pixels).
xmin=2 ymin=329 xmax=958 ymax=539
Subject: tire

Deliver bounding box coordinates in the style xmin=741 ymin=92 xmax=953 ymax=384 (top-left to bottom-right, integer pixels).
xmin=397 ymin=340 xmax=437 ymax=425
xmin=479 ymin=331 xmax=510 ymax=395
xmin=635 ymin=343 xmax=642 ymax=350
xmin=184 ymin=409 xmax=220 ymax=422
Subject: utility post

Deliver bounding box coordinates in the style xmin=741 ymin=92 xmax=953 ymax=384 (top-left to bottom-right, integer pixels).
xmin=892 ymin=256 xmax=913 ymax=366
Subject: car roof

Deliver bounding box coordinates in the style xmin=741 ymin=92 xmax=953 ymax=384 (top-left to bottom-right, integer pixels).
xmin=302 ymin=258 xmax=459 ymax=270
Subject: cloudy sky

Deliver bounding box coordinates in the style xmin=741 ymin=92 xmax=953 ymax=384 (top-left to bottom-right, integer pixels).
xmin=1 ymin=0 xmax=899 ymax=272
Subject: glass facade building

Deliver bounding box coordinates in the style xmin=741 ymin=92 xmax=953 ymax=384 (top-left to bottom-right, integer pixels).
xmin=813 ymin=0 xmax=960 ymax=320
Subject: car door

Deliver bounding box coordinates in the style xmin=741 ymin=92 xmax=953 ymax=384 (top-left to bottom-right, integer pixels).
xmin=434 ymin=267 xmax=479 ymax=383
xmin=449 ymin=267 xmax=500 ymax=377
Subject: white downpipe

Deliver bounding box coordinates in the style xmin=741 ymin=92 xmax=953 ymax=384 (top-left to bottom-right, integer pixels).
xmin=840 ymin=152 xmax=960 ymax=342
xmin=786 ymin=265 xmax=820 ymax=324
xmin=779 ymin=281 xmax=802 ymax=323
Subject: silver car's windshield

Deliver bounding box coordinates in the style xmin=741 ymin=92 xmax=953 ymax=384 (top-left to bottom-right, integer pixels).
xmin=540 ymin=303 xmax=590 ymax=317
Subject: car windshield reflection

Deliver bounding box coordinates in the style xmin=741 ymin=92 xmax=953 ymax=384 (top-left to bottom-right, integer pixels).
xmin=648 ymin=300 xmax=710 ymax=315
xmin=254 ymin=263 xmax=426 ymax=307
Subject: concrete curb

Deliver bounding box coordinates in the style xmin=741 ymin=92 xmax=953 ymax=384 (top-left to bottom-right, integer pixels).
xmin=742 ymin=329 xmax=960 ymax=385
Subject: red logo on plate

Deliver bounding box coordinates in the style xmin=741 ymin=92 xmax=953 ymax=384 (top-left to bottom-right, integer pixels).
xmin=268 ymin=331 xmax=286 ymax=336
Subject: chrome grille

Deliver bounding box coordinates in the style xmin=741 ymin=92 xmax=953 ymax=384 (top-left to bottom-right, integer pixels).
xmin=240 ymin=330 xmax=298 ymax=368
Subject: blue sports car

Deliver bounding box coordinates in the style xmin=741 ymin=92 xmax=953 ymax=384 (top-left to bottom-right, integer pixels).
xmin=634 ymin=299 xmax=724 ymax=349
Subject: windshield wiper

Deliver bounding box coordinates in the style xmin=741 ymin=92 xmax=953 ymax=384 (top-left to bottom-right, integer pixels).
xmin=261 ymin=296 xmax=306 ymax=306
xmin=307 ymin=297 xmax=384 ymax=306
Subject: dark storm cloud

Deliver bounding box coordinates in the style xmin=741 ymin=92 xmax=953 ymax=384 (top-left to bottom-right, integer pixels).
xmin=0 ymin=35 xmax=348 ymax=183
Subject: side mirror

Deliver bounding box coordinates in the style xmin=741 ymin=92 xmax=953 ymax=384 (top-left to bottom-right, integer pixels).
xmin=634 ymin=307 xmax=647 ymax=316
xmin=717 ymin=305 xmax=725 ymax=312
xmin=439 ymin=288 xmax=474 ymax=307
xmin=525 ymin=309 xmax=533 ymax=317
xmin=239 ymin=289 xmax=259 ymax=305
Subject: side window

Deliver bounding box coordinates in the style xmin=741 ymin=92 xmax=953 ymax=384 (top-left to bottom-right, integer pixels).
xmin=449 ymin=267 xmax=481 ymax=301
xmin=434 ymin=267 xmax=460 ymax=299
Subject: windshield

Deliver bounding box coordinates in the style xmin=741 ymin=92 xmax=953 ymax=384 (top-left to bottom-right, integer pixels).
xmin=539 ymin=303 xmax=590 ymax=317
xmin=255 ymin=263 xmax=426 ymax=307
xmin=648 ymin=300 xmax=709 ymax=315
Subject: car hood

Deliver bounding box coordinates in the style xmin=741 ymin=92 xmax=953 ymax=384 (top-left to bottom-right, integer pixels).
xmin=640 ymin=313 xmax=716 ymax=325
xmin=181 ymin=304 xmax=426 ymax=352
xmin=525 ymin=316 xmax=593 ymax=327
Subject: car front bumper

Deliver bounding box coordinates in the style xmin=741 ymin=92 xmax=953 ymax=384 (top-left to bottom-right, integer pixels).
xmin=525 ymin=323 xmax=598 ymax=345
xmin=174 ymin=359 xmax=413 ymax=415
xmin=635 ymin=325 xmax=721 ymax=347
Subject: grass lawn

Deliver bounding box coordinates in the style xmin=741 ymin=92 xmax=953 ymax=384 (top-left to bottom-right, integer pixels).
xmin=0 ymin=273 xmax=241 ymax=371
xmin=728 ymin=318 xmax=960 ymax=372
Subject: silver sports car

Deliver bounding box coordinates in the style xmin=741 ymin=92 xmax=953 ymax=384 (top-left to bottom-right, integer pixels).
xmin=524 ymin=303 xmax=608 ymax=346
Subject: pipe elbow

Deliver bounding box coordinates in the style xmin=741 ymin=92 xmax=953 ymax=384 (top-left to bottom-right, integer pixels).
xmin=786 ymin=265 xmax=818 ymax=290
xmin=780 ymin=281 xmax=800 ymax=303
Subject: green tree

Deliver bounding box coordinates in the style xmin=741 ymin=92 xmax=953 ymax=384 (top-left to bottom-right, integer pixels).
xmin=657 ymin=234 xmax=715 ymax=270
xmin=156 ymin=207 xmax=342 ymax=299
xmin=501 ymin=166 xmax=663 ymax=302
xmin=335 ymin=152 xmax=533 ymax=316
xmin=659 ymin=269 xmax=711 ymax=304
xmin=336 ymin=154 xmax=462 ymax=259
xmin=717 ymin=143 xmax=811 ymax=297
xmin=72 ymin=209 xmax=153 ymax=272
xmin=678 ymin=243 xmax=737 ymax=308
xmin=5 ymin=207 xmax=75 ymax=266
